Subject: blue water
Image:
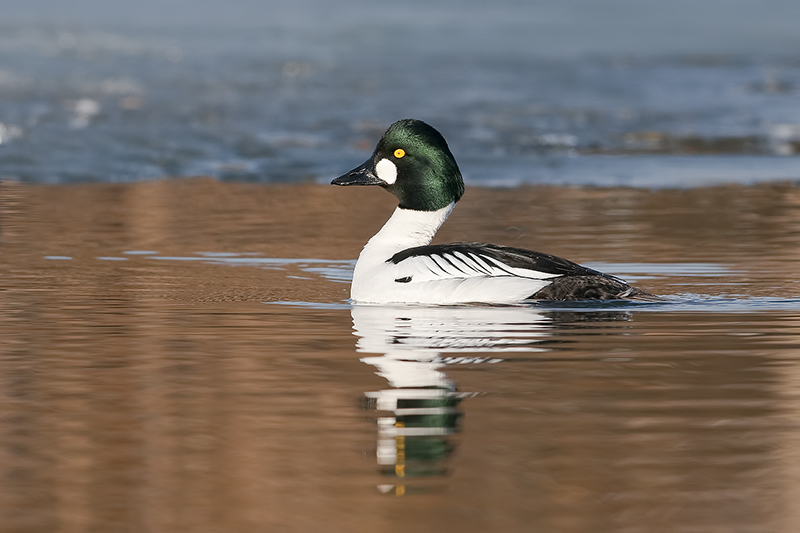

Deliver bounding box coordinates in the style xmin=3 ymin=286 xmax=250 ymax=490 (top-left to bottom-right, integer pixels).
xmin=1 ymin=0 xmax=800 ymax=185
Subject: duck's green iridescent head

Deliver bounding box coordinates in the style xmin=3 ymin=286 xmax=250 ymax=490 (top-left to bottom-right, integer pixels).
xmin=332 ymin=119 xmax=464 ymax=211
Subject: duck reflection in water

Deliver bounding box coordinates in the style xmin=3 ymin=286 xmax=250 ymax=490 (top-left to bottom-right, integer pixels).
xmin=352 ymin=304 xmax=559 ymax=496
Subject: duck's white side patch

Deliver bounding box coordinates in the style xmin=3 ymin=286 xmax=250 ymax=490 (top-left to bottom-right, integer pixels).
xmin=375 ymin=158 xmax=397 ymax=185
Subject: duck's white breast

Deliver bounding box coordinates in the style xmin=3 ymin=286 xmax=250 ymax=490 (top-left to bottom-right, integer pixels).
xmin=352 ymin=275 xmax=551 ymax=305
xmin=349 ymin=203 xmax=559 ymax=304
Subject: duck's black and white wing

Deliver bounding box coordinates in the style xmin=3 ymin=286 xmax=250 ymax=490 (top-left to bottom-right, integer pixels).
xmin=388 ymin=242 xmax=607 ymax=281
xmin=388 ymin=242 xmax=651 ymax=301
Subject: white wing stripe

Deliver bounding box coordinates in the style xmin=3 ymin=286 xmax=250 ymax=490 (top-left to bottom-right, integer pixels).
xmin=394 ymin=249 xmax=564 ymax=283
xmin=442 ymin=253 xmax=471 ymax=275
xmin=481 ymin=256 xmax=515 ymax=276
xmin=444 ymin=252 xmax=486 ymax=276
xmin=471 ymin=254 xmax=502 ymax=275
xmin=430 ymin=254 xmax=458 ymax=276
xmin=456 ymin=251 xmax=491 ymax=274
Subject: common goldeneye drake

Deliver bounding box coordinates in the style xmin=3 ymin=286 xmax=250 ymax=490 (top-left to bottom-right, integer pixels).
xmin=332 ymin=118 xmax=653 ymax=304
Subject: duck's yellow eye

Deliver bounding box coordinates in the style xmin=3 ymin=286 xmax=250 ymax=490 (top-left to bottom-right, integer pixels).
xmin=394 ymin=148 xmax=405 ymax=159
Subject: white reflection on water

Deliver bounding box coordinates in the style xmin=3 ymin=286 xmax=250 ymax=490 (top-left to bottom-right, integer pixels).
xmin=351 ymin=304 xmax=555 ymax=495
xmin=351 ymin=305 xmax=555 ymax=359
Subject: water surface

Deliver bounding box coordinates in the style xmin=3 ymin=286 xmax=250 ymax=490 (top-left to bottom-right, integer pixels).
xmin=2 ymin=180 xmax=800 ymax=531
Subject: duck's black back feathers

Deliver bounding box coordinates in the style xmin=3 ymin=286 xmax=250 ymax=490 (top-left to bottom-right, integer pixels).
xmin=389 ymin=242 xmax=607 ymax=278
xmin=388 ymin=242 xmax=655 ymax=301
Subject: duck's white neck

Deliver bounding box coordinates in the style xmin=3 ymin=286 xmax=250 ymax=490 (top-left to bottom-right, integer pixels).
xmin=362 ymin=202 xmax=455 ymax=257
xmin=351 ymin=202 xmax=455 ymax=297
xmin=349 ymin=201 xmax=456 ymax=302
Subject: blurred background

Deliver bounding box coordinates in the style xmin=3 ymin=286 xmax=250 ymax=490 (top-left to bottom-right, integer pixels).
xmin=1 ymin=0 xmax=800 ymax=186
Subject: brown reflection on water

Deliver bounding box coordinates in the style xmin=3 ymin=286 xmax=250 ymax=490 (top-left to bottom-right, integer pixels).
xmin=2 ymin=179 xmax=800 ymax=532
xmin=4 ymin=179 xmax=800 ymax=271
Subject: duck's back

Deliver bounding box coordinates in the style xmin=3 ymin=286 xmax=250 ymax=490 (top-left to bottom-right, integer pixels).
xmin=366 ymin=242 xmax=653 ymax=304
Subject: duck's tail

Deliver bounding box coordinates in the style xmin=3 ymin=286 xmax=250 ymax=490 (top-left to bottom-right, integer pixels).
xmin=530 ymin=275 xmax=659 ymax=302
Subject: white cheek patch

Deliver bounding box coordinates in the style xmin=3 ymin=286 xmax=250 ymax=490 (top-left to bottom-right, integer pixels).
xmin=375 ymin=158 xmax=398 ymax=185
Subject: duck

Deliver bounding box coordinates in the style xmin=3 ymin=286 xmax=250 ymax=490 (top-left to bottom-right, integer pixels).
xmin=332 ymin=118 xmax=654 ymax=305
